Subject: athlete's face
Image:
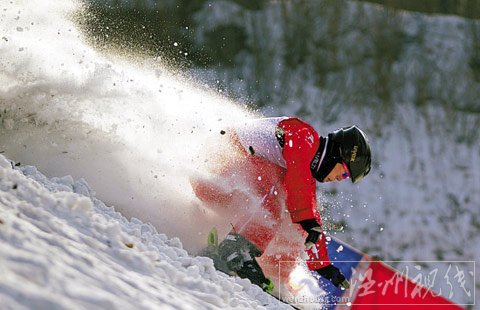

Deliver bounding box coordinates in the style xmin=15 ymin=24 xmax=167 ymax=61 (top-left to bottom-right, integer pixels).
xmin=322 ymin=163 xmax=350 ymax=182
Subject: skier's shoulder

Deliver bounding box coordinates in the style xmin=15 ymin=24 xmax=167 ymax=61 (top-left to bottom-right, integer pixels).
xmin=279 ymin=117 xmax=318 ymax=135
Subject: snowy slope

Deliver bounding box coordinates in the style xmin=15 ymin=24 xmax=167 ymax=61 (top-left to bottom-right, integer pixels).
xmin=0 ymin=154 xmax=290 ymax=309
xmin=0 ymin=0 xmax=477 ymax=307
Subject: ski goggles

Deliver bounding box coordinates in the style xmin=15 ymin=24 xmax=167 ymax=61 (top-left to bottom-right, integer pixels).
xmin=341 ymin=162 xmax=350 ymax=180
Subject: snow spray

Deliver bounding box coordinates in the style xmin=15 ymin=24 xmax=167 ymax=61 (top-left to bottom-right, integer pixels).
xmin=0 ymin=0 xmax=253 ymax=251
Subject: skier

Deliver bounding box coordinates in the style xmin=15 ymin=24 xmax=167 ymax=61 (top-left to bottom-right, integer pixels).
xmin=192 ymin=116 xmax=371 ymax=293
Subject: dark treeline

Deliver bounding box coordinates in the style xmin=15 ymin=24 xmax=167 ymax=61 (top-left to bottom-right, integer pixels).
xmin=355 ymin=0 xmax=480 ymax=19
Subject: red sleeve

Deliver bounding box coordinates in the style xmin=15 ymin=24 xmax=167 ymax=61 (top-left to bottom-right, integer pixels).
xmin=305 ymin=236 xmax=331 ymax=270
xmin=280 ymin=118 xmax=331 ymax=269
xmin=281 ymin=118 xmax=319 ymax=223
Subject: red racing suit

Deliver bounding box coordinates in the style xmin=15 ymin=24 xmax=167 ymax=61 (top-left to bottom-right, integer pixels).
xmin=279 ymin=118 xmax=321 ymax=222
xmin=278 ymin=117 xmax=330 ymax=270
xmin=192 ymin=117 xmax=331 ymax=274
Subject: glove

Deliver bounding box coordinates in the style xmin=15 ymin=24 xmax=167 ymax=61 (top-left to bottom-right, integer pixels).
xmin=316 ymin=264 xmax=350 ymax=289
xmin=299 ymin=219 xmax=323 ymax=250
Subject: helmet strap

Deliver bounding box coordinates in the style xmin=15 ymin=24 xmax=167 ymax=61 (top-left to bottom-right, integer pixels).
xmin=310 ymin=136 xmax=328 ymax=175
xmin=310 ymin=134 xmax=342 ymax=182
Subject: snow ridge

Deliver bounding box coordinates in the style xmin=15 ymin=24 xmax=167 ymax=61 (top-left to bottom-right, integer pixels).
xmin=0 ymin=154 xmax=289 ymax=309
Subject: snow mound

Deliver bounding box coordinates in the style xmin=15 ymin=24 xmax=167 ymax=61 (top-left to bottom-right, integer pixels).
xmin=0 ymin=154 xmax=290 ymax=309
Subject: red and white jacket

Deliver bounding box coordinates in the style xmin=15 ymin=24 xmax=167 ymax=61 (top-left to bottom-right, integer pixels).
xmin=235 ymin=117 xmax=330 ymax=270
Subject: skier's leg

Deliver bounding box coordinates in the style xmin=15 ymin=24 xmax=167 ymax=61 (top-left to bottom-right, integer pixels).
xmin=257 ymin=216 xmax=307 ymax=291
xmin=192 ymin=133 xmax=287 ymax=291
xmin=217 ymin=156 xmax=286 ymax=291
xmin=191 ymin=177 xmax=250 ymax=206
xmin=216 ymin=231 xmax=273 ymax=292
xmin=190 ymin=133 xmax=252 ymax=210
xmin=232 ymin=155 xmax=284 ymax=251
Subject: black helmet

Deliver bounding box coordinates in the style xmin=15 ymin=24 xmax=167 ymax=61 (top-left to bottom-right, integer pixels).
xmin=330 ymin=125 xmax=371 ymax=183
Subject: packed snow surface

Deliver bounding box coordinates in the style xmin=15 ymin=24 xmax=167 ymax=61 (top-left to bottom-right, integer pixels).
xmin=0 ymin=154 xmax=290 ymax=309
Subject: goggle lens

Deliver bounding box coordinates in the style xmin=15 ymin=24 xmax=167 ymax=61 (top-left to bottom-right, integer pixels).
xmin=341 ymin=162 xmax=350 ymax=179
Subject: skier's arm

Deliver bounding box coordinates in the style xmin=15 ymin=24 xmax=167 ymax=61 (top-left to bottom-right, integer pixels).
xmin=302 ymin=223 xmax=349 ymax=289
xmin=281 ymin=122 xmax=330 ymax=258
xmin=281 ymin=121 xmax=349 ymax=288
xmin=301 ymin=219 xmax=331 ymax=269
xmin=282 ymin=126 xmax=318 ymax=222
